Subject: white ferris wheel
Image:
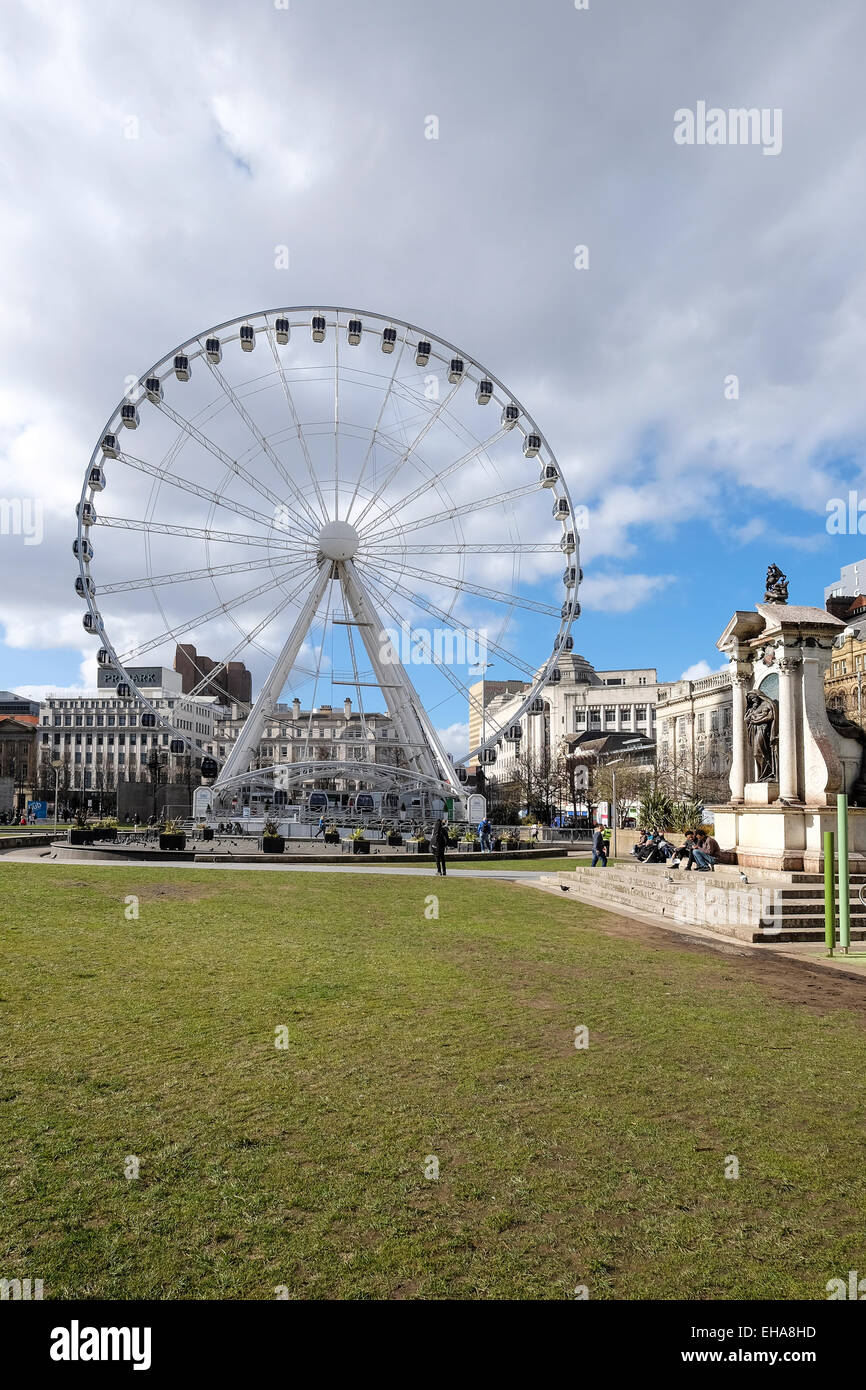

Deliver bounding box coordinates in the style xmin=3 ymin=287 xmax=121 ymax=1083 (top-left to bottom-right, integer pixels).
xmin=73 ymin=306 xmax=581 ymax=816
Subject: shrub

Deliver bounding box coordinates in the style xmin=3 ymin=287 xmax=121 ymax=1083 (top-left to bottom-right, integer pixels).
xmin=637 ymin=789 xmax=674 ymax=834
xmin=669 ymin=798 xmax=705 ymax=834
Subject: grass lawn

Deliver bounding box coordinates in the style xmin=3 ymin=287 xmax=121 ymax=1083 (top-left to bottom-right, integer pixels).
xmin=450 ymin=856 xmax=585 ymax=873
xmin=2 ymin=861 xmax=866 ymax=1301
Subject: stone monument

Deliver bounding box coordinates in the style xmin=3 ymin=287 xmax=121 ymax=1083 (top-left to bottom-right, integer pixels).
xmin=713 ymin=566 xmax=866 ymax=872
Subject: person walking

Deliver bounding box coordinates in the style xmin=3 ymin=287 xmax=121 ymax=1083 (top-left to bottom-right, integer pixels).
xmin=314 ymin=814 xmax=325 ymax=839
xmin=591 ymin=823 xmax=608 ymax=868
xmin=431 ymin=816 xmax=448 ymax=876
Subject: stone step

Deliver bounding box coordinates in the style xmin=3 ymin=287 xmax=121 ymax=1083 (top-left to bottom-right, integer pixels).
xmin=541 ymin=872 xmax=866 ymax=944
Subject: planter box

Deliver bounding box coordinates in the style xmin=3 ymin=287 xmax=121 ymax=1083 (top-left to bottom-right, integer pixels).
xmin=69 ymin=830 xmax=93 ymax=846
xmin=262 ymin=836 xmax=285 ymax=855
xmin=505 ymin=841 xmax=521 ymax=852
xmin=202 ymin=827 xmax=214 ymax=841
xmin=93 ymin=827 xmax=117 ymax=842
xmin=324 ymin=833 xmax=340 ymax=845
xmin=352 ymin=840 xmax=371 ymax=855
xmin=387 ymin=834 xmax=403 ymax=847
xmin=458 ymin=840 xmax=480 ymax=852
xmin=492 ymin=837 xmax=503 ymax=852
xmin=159 ymin=833 xmax=187 ymax=851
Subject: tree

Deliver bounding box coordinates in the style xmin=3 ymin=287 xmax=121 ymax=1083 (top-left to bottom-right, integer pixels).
xmin=508 ymin=742 xmax=567 ymax=824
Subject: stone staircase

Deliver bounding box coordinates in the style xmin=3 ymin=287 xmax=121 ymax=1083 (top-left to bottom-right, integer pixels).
xmin=539 ymin=861 xmax=866 ymax=945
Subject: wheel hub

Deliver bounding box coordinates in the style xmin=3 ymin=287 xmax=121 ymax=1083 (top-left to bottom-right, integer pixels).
xmin=317 ymin=519 xmax=359 ymax=561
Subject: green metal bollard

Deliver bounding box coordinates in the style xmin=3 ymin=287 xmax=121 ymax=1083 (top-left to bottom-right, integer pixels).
xmin=824 ymin=830 xmax=836 ymax=956
xmin=837 ymin=794 xmax=850 ymax=954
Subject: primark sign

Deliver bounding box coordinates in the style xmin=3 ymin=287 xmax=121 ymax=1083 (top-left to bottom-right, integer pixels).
xmin=97 ymin=666 xmax=166 ymax=690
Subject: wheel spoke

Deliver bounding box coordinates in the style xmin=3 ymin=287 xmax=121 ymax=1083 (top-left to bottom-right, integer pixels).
xmin=99 ymin=554 xmax=291 ymax=595
xmin=112 ymin=447 xmax=289 ymax=535
xmin=363 ymin=553 xmax=561 ymax=616
xmin=359 ymin=565 xmax=506 ymax=742
xmin=266 ymin=332 xmax=330 ymax=522
xmin=119 ymin=560 xmax=310 ymax=664
xmin=361 ymin=542 xmax=561 ymax=555
xmin=362 ymin=480 xmax=540 ymax=544
xmin=356 ymin=558 xmax=536 ymax=678
xmin=350 ymin=375 xmax=464 ymax=530
xmin=366 ymin=430 xmax=506 ymax=533
xmin=344 ymin=326 xmax=409 ymax=522
xmin=204 ymin=356 xmax=324 ymax=532
xmin=94 ymin=516 xmax=297 ymax=550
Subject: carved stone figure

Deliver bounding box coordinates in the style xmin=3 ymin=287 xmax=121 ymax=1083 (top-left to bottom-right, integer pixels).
xmin=764 ymin=564 xmax=788 ymax=604
xmin=826 ymin=705 xmax=866 ymax=804
xmin=745 ymin=689 xmax=779 ymax=781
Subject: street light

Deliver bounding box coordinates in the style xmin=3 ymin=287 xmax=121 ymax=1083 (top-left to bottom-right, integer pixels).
xmin=50 ymin=757 xmax=63 ymax=840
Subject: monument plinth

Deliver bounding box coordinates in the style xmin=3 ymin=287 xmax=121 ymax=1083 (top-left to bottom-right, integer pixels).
xmin=713 ymin=568 xmax=866 ymax=872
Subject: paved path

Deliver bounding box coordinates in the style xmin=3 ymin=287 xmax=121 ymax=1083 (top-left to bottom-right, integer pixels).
xmin=0 ymin=846 xmax=543 ymax=880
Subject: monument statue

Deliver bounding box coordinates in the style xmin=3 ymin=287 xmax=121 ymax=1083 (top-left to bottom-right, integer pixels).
xmin=745 ymin=689 xmax=779 ymax=781
xmin=764 ymin=564 xmax=788 ymax=604
xmin=826 ymin=704 xmax=866 ymax=805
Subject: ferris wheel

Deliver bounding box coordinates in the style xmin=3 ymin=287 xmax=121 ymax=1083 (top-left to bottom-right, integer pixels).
xmin=73 ymin=306 xmax=581 ymax=812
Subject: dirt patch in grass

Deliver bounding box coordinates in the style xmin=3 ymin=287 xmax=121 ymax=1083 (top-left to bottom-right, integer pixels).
xmin=519 ymin=886 xmax=866 ymax=1021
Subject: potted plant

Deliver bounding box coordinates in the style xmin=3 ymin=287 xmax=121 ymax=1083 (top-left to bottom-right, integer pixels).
xmin=159 ymin=818 xmax=187 ymax=851
xmin=460 ymin=829 xmax=481 ymax=853
xmin=386 ymin=830 xmax=403 ymax=847
xmin=406 ymin=834 xmax=429 ymax=854
xmin=197 ymin=821 xmax=214 ymax=842
xmin=505 ymin=833 xmax=521 ymax=852
xmin=324 ymin=822 xmax=340 ymax=845
xmin=351 ymin=826 xmax=370 ymax=855
xmin=492 ymin=835 xmax=503 ymax=852
xmin=447 ymin=827 xmax=460 ymax=847
xmin=94 ymin=817 xmax=118 ymax=842
xmin=261 ymin=818 xmax=285 ymax=855
xmin=69 ymin=812 xmax=93 ymax=846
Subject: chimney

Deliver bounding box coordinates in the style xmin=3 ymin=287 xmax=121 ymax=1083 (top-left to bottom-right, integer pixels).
xmin=344 ymin=697 xmax=352 ymax=717
xmin=292 ymin=697 xmax=301 ymax=719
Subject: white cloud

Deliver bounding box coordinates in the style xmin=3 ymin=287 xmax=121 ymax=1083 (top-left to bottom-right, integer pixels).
xmin=436 ymin=721 xmax=469 ymax=758
xmin=579 ymin=572 xmax=675 ymax=613
xmin=679 ymin=659 xmax=728 ymax=681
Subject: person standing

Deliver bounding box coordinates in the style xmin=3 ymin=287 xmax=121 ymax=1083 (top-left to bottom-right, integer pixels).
xmin=431 ymin=816 xmax=448 ymax=876
xmin=591 ymin=823 xmax=608 ymax=868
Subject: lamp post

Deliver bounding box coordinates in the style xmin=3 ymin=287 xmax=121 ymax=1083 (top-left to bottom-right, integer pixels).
xmin=50 ymin=757 xmax=63 ymax=840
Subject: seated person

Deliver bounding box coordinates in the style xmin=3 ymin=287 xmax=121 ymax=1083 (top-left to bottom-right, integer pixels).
xmin=685 ymin=829 xmax=719 ymax=872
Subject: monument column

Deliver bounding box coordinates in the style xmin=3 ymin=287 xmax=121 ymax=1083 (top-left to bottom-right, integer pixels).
xmin=728 ymin=662 xmax=750 ymax=803
xmin=776 ymin=646 xmax=801 ymax=804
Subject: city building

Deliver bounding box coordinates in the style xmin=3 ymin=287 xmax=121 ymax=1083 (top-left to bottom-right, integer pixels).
xmin=38 ymin=668 xmax=220 ymax=807
xmin=0 ymin=690 xmax=39 ymax=717
xmin=0 ymin=708 xmax=38 ymax=814
xmin=825 ymin=560 xmax=866 ymax=604
xmin=470 ymin=652 xmax=660 ymax=781
xmin=213 ymin=697 xmax=398 ymax=795
xmin=655 ymin=669 xmax=733 ymax=799
xmin=175 ymin=644 xmax=252 ymax=706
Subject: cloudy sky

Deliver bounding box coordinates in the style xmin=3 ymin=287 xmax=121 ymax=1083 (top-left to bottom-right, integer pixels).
xmin=3 ymin=0 xmax=866 ymax=732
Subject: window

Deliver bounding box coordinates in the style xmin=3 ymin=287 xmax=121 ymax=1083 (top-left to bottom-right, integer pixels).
xmin=710 ymin=710 xmax=719 ymax=733
xmin=636 ymin=705 xmax=647 ymax=722
xmin=604 ymin=706 xmax=616 ymax=722
xmin=696 ymin=713 xmax=705 ymax=734
xmin=589 ymin=706 xmax=601 ymax=724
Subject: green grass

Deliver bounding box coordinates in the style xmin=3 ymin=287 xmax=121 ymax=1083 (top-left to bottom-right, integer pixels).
xmin=2 ymin=861 xmax=866 ymax=1301
xmin=449 ymin=855 xmax=583 ymax=873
